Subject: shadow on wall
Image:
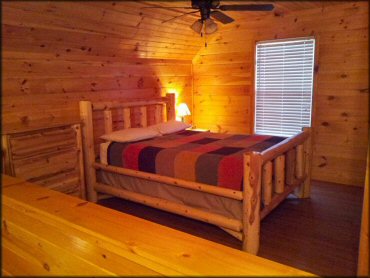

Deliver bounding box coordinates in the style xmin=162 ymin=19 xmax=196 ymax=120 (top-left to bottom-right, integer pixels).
xmin=1 ymin=1 xmax=193 ymax=134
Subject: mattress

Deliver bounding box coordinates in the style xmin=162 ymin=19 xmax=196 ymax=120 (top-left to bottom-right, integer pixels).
xmin=100 ymin=141 xmax=111 ymax=165
xmin=100 ymin=130 xmax=286 ymax=191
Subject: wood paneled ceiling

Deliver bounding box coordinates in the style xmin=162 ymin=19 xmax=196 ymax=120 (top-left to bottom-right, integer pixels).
xmin=138 ymin=1 xmax=347 ymax=26
xmin=2 ymin=1 xmax=347 ymax=61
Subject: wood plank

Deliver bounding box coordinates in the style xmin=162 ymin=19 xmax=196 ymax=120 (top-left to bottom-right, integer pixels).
xmin=2 ymin=76 xmax=191 ymax=97
xmin=13 ymin=149 xmax=79 ymax=180
xmin=312 ymin=167 xmax=365 ymax=187
xmin=2 ymin=4 xmax=201 ymax=46
xmin=194 ymin=85 xmax=252 ymax=96
xmin=2 ymin=175 xmax=315 ymax=276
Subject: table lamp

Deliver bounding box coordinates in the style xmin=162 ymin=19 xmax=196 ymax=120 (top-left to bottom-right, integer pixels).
xmin=177 ymin=103 xmax=191 ymax=122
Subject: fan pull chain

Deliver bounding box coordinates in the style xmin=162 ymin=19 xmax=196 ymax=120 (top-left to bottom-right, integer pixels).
xmin=202 ymin=21 xmax=208 ymax=48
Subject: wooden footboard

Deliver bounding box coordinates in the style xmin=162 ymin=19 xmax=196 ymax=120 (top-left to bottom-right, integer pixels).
xmin=79 ymin=96 xmax=312 ymax=256
xmin=242 ymin=127 xmax=312 ymax=254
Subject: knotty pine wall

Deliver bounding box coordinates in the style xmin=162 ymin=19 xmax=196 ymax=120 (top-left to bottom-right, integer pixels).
xmin=2 ymin=1 xmax=200 ymax=134
xmin=2 ymin=1 xmax=368 ymax=187
xmin=192 ymin=1 xmax=369 ymax=186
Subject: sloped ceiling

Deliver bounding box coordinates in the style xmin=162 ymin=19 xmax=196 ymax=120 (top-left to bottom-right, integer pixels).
xmin=3 ymin=1 xmax=346 ymax=61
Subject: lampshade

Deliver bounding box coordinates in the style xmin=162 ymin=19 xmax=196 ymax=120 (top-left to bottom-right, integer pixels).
xmin=177 ymin=103 xmax=191 ymax=117
xmin=204 ymin=18 xmax=218 ymax=34
xmin=191 ymin=19 xmax=203 ymax=34
xmin=191 ymin=18 xmax=218 ymax=35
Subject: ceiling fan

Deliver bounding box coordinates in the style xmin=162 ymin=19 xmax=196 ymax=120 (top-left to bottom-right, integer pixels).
xmin=189 ymin=0 xmax=274 ymax=34
xmin=145 ymin=1 xmax=274 ymax=35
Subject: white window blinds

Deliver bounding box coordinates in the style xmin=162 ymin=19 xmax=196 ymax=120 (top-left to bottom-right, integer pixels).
xmin=255 ymin=38 xmax=315 ymax=137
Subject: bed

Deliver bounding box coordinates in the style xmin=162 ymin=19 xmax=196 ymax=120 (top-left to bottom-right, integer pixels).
xmin=79 ymin=94 xmax=312 ymax=255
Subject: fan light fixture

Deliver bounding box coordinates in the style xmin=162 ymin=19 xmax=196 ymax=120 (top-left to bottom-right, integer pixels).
xmin=144 ymin=1 xmax=274 ymax=45
xmin=191 ymin=18 xmax=218 ymax=35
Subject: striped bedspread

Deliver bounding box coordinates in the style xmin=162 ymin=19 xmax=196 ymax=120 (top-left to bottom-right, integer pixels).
xmin=107 ymin=130 xmax=286 ymax=191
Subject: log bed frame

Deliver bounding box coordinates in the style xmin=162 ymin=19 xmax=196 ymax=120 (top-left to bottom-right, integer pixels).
xmin=79 ymin=94 xmax=312 ymax=255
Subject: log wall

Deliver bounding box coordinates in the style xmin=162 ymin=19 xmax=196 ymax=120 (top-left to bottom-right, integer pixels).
xmin=2 ymin=1 xmax=198 ymax=133
xmin=192 ymin=1 xmax=369 ymax=186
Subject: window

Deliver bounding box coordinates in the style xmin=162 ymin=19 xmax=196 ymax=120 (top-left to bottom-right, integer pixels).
xmin=254 ymin=37 xmax=315 ymax=137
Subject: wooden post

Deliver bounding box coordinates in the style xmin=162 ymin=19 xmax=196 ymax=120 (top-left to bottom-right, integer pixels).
xmin=123 ymin=108 xmax=131 ymax=129
xmin=285 ymin=149 xmax=296 ymax=185
xmin=140 ymin=106 xmax=147 ymax=128
xmin=274 ymin=155 xmax=285 ymax=194
xmin=295 ymin=127 xmax=312 ymax=198
xmin=262 ymin=161 xmax=272 ymax=206
xmin=154 ymin=105 xmax=162 ymax=124
xmin=166 ymin=93 xmax=176 ymax=121
xmin=103 ymin=110 xmax=113 ymax=134
xmin=295 ymin=144 xmax=304 ymax=179
xmin=79 ymin=101 xmax=98 ymax=202
xmin=162 ymin=103 xmax=167 ymax=123
xmin=72 ymin=124 xmax=86 ymax=200
xmin=242 ymin=152 xmax=262 ymax=254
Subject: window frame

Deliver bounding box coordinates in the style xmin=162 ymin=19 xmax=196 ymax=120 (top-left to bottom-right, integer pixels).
xmin=253 ymin=36 xmax=316 ymax=137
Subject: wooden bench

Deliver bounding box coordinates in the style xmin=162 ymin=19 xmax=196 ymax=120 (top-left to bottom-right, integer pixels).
xmin=2 ymin=174 xmax=315 ymax=276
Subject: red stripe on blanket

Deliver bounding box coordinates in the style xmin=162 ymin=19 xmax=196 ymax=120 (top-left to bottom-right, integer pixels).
xmin=218 ymin=156 xmax=243 ymax=190
xmin=122 ymin=144 xmax=147 ymax=170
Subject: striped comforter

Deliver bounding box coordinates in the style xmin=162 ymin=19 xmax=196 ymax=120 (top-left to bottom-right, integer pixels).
xmin=107 ymin=130 xmax=286 ymax=191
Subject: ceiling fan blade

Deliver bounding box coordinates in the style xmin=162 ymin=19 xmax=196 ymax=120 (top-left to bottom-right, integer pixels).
xmin=142 ymin=6 xmax=194 ymax=9
xmin=162 ymin=10 xmax=199 ymax=23
xmin=219 ymin=4 xmax=274 ymax=11
xmin=210 ymin=10 xmax=234 ymax=24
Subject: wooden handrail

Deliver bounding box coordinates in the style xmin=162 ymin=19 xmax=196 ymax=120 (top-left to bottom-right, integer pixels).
xmin=2 ymin=174 xmax=315 ymax=276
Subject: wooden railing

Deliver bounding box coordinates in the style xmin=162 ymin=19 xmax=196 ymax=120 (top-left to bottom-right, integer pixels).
xmin=2 ymin=174 xmax=316 ymax=276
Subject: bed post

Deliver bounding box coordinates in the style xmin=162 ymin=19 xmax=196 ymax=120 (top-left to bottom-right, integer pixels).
xmin=79 ymin=101 xmax=98 ymax=202
xmin=242 ymin=151 xmax=262 ymax=254
xmin=166 ymin=93 xmax=176 ymax=121
xmin=295 ymin=127 xmax=312 ymax=198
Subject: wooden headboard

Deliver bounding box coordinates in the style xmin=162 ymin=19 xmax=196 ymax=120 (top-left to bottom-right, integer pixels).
xmin=79 ymin=94 xmax=176 ymax=198
xmin=80 ymin=94 xmax=175 ymax=149
xmin=87 ymin=94 xmax=175 ymax=132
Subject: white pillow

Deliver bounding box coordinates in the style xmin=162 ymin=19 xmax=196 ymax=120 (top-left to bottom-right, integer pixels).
xmin=153 ymin=120 xmax=191 ymax=135
xmin=100 ymin=127 xmax=159 ymax=143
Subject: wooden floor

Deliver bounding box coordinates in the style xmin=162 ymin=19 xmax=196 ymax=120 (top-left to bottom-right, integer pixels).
xmin=98 ymin=180 xmax=364 ymax=276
